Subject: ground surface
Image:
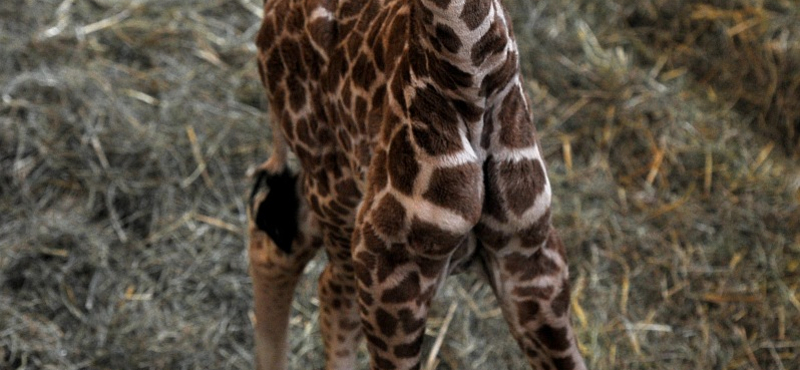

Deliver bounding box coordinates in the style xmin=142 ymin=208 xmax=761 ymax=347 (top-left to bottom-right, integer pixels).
xmin=2 ymin=0 xmax=799 ymax=369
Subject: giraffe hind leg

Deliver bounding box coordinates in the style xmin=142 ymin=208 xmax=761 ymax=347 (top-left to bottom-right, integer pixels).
xmin=352 ymin=131 xmax=485 ymax=370
xmin=248 ymin=168 xmax=321 ymax=370
xmin=317 ymin=254 xmax=363 ymax=370
xmin=477 ymin=227 xmax=585 ymax=370
xmin=475 ymin=154 xmax=586 ymax=370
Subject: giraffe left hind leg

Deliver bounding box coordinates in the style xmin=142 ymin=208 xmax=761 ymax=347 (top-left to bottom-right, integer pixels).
xmin=351 ymin=133 xmax=484 ymax=370
xmin=248 ymin=169 xmax=322 ymax=370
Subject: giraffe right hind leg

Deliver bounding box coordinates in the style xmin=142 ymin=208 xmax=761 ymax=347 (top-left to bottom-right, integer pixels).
xmin=477 ymin=227 xmax=586 ymax=370
xmin=248 ymin=169 xmax=322 ymax=370
xmin=474 ymin=153 xmax=586 ymax=370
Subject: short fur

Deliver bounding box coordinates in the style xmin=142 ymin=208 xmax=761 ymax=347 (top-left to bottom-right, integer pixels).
xmin=247 ymin=0 xmax=587 ymax=369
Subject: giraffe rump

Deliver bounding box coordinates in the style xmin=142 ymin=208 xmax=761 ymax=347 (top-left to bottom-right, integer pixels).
xmin=247 ymin=0 xmax=587 ymax=369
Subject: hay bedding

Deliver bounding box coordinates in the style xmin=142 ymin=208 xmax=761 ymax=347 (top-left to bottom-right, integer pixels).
xmin=1 ymin=0 xmax=799 ymax=369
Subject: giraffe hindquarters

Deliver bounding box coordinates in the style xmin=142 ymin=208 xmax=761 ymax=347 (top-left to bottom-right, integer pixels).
xmin=248 ymin=169 xmax=321 ymax=370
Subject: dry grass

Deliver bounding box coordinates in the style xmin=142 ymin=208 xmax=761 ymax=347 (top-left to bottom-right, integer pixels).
xmin=1 ymin=0 xmax=799 ymax=369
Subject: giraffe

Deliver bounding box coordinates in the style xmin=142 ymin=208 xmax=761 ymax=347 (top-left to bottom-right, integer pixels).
xmin=247 ymin=0 xmax=587 ymax=369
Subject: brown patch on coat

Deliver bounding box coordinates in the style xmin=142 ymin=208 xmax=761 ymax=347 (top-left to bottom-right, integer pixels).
xmin=497 ymin=158 xmax=546 ymax=216
xmin=551 ymin=282 xmax=571 ymax=317
xmin=480 ymin=51 xmax=517 ymax=97
xmin=387 ymin=128 xmax=419 ymax=195
xmin=503 ymin=249 xmax=560 ymax=280
xmin=471 ymin=16 xmax=506 ymax=66
xmin=422 ymin=164 xmax=481 ymax=221
xmin=516 ymin=299 xmax=541 ymax=325
xmin=435 ymin=24 xmax=462 ymax=54
xmin=520 ymin=209 xmax=551 ymax=248
xmin=534 ymin=324 xmax=570 ymax=352
xmin=408 ymin=217 xmax=465 ymax=257
xmin=460 ymin=0 xmax=491 ymax=30
xmin=429 ymin=56 xmax=473 ymax=91
xmin=393 ymin=335 xmax=423 ymax=358
xmin=380 ymin=271 xmax=421 ymax=304
xmin=498 ymin=88 xmax=537 ymax=148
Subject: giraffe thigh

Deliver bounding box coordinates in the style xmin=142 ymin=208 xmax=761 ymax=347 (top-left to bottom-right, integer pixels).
xmin=248 ymin=170 xmax=322 ymax=370
xmin=475 ymin=155 xmax=586 ymax=370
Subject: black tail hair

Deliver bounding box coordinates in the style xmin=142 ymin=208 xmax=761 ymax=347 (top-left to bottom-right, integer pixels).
xmin=249 ymin=169 xmax=299 ymax=254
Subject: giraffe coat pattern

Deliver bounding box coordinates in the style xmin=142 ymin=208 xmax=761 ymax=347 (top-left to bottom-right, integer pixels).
xmin=247 ymin=0 xmax=587 ymax=369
